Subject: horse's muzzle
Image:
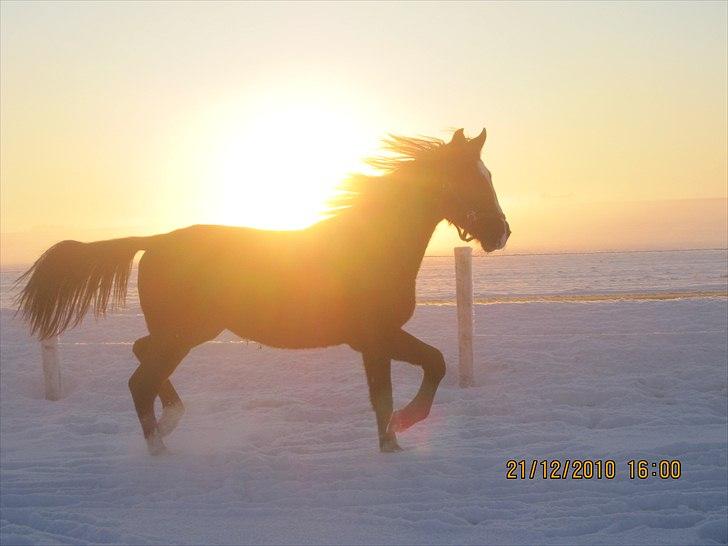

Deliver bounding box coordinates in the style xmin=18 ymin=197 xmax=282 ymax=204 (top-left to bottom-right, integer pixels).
xmin=481 ymin=219 xmax=510 ymax=252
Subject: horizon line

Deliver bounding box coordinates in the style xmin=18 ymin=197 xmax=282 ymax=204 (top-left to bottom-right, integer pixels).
xmin=2 ymin=247 xmax=727 ymax=270
xmin=424 ymin=247 xmax=728 ymax=258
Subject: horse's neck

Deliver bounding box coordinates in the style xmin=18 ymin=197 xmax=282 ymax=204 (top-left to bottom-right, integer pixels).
xmin=382 ymin=205 xmax=439 ymax=270
xmin=329 ymin=179 xmax=441 ymax=277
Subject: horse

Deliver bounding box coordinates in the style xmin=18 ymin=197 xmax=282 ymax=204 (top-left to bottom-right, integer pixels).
xmin=16 ymin=127 xmax=510 ymax=455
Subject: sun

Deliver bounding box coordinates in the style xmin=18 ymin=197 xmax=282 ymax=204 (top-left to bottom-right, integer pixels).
xmin=205 ymin=101 xmax=376 ymax=230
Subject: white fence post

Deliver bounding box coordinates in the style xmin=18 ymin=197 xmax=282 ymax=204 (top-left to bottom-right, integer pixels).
xmin=41 ymin=337 xmax=62 ymax=401
xmin=454 ymin=246 xmax=474 ymax=387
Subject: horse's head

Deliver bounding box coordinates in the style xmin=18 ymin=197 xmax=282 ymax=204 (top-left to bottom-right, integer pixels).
xmin=440 ymin=128 xmax=510 ymax=252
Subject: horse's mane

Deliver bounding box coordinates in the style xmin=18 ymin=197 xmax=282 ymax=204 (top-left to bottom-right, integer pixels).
xmin=326 ymin=134 xmax=446 ymax=215
xmin=364 ymin=134 xmax=445 ymax=172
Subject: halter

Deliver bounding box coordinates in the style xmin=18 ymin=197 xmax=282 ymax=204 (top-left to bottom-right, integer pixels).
xmin=442 ymin=183 xmax=502 ymax=243
xmin=456 ymin=211 xmax=478 ymax=242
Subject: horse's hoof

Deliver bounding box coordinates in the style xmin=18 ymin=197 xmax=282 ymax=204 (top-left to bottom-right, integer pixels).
xmin=158 ymin=404 xmax=184 ymax=438
xmin=380 ymin=435 xmax=403 ymax=453
xmin=146 ymin=432 xmax=169 ymax=456
xmin=388 ymin=410 xmax=407 ymax=434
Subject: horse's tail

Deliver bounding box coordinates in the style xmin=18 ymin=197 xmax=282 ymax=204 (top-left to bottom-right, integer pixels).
xmin=15 ymin=236 xmax=156 ymax=339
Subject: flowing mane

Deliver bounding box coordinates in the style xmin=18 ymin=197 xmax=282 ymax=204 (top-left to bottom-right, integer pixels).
xmin=326 ymin=134 xmax=446 ymax=215
xmin=364 ymin=134 xmax=445 ymax=172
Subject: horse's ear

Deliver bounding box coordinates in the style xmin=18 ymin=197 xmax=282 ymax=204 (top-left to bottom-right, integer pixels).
xmin=470 ymin=128 xmax=487 ymax=152
xmin=450 ymin=128 xmax=466 ymax=145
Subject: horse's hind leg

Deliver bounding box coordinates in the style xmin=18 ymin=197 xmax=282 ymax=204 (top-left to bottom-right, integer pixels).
xmin=130 ymin=335 xmax=189 ymax=455
xmin=157 ymin=379 xmax=184 ymax=438
xmin=134 ymin=336 xmax=185 ymax=436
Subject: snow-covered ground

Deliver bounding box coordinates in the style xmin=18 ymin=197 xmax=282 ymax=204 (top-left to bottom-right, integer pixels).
xmin=1 ymin=295 xmax=726 ymax=545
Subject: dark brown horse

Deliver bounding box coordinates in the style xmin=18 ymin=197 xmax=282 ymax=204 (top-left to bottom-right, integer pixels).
xmin=17 ymin=128 xmax=510 ymax=455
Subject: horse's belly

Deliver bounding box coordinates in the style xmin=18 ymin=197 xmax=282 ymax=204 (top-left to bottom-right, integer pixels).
xmin=224 ymin=288 xmax=415 ymax=350
xmin=224 ymin=292 xmax=352 ymax=349
xmin=227 ymin=313 xmax=348 ymax=349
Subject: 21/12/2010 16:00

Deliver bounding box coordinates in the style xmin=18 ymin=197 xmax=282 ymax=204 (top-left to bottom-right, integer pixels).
xmin=506 ymin=459 xmax=683 ymax=480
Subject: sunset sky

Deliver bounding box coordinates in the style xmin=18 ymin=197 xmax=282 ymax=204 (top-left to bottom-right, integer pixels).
xmin=1 ymin=1 xmax=726 ymax=264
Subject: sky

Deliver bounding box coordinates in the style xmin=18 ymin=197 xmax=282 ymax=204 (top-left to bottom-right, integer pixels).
xmin=1 ymin=1 xmax=726 ymax=264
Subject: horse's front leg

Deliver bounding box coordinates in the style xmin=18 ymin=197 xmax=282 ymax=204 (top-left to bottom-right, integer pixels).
xmin=387 ymin=329 xmax=446 ymax=434
xmin=361 ymin=351 xmax=402 ymax=452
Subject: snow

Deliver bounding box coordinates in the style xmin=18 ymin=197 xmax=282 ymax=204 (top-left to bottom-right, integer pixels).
xmin=1 ymin=293 xmax=726 ymax=545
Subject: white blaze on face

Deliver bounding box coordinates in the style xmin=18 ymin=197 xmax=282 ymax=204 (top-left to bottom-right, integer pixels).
xmin=477 ymin=160 xmax=503 ymax=216
xmin=477 ymin=160 xmax=509 ymax=249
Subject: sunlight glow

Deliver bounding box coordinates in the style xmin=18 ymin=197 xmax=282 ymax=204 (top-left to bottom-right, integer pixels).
xmin=206 ymin=102 xmax=375 ymax=230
